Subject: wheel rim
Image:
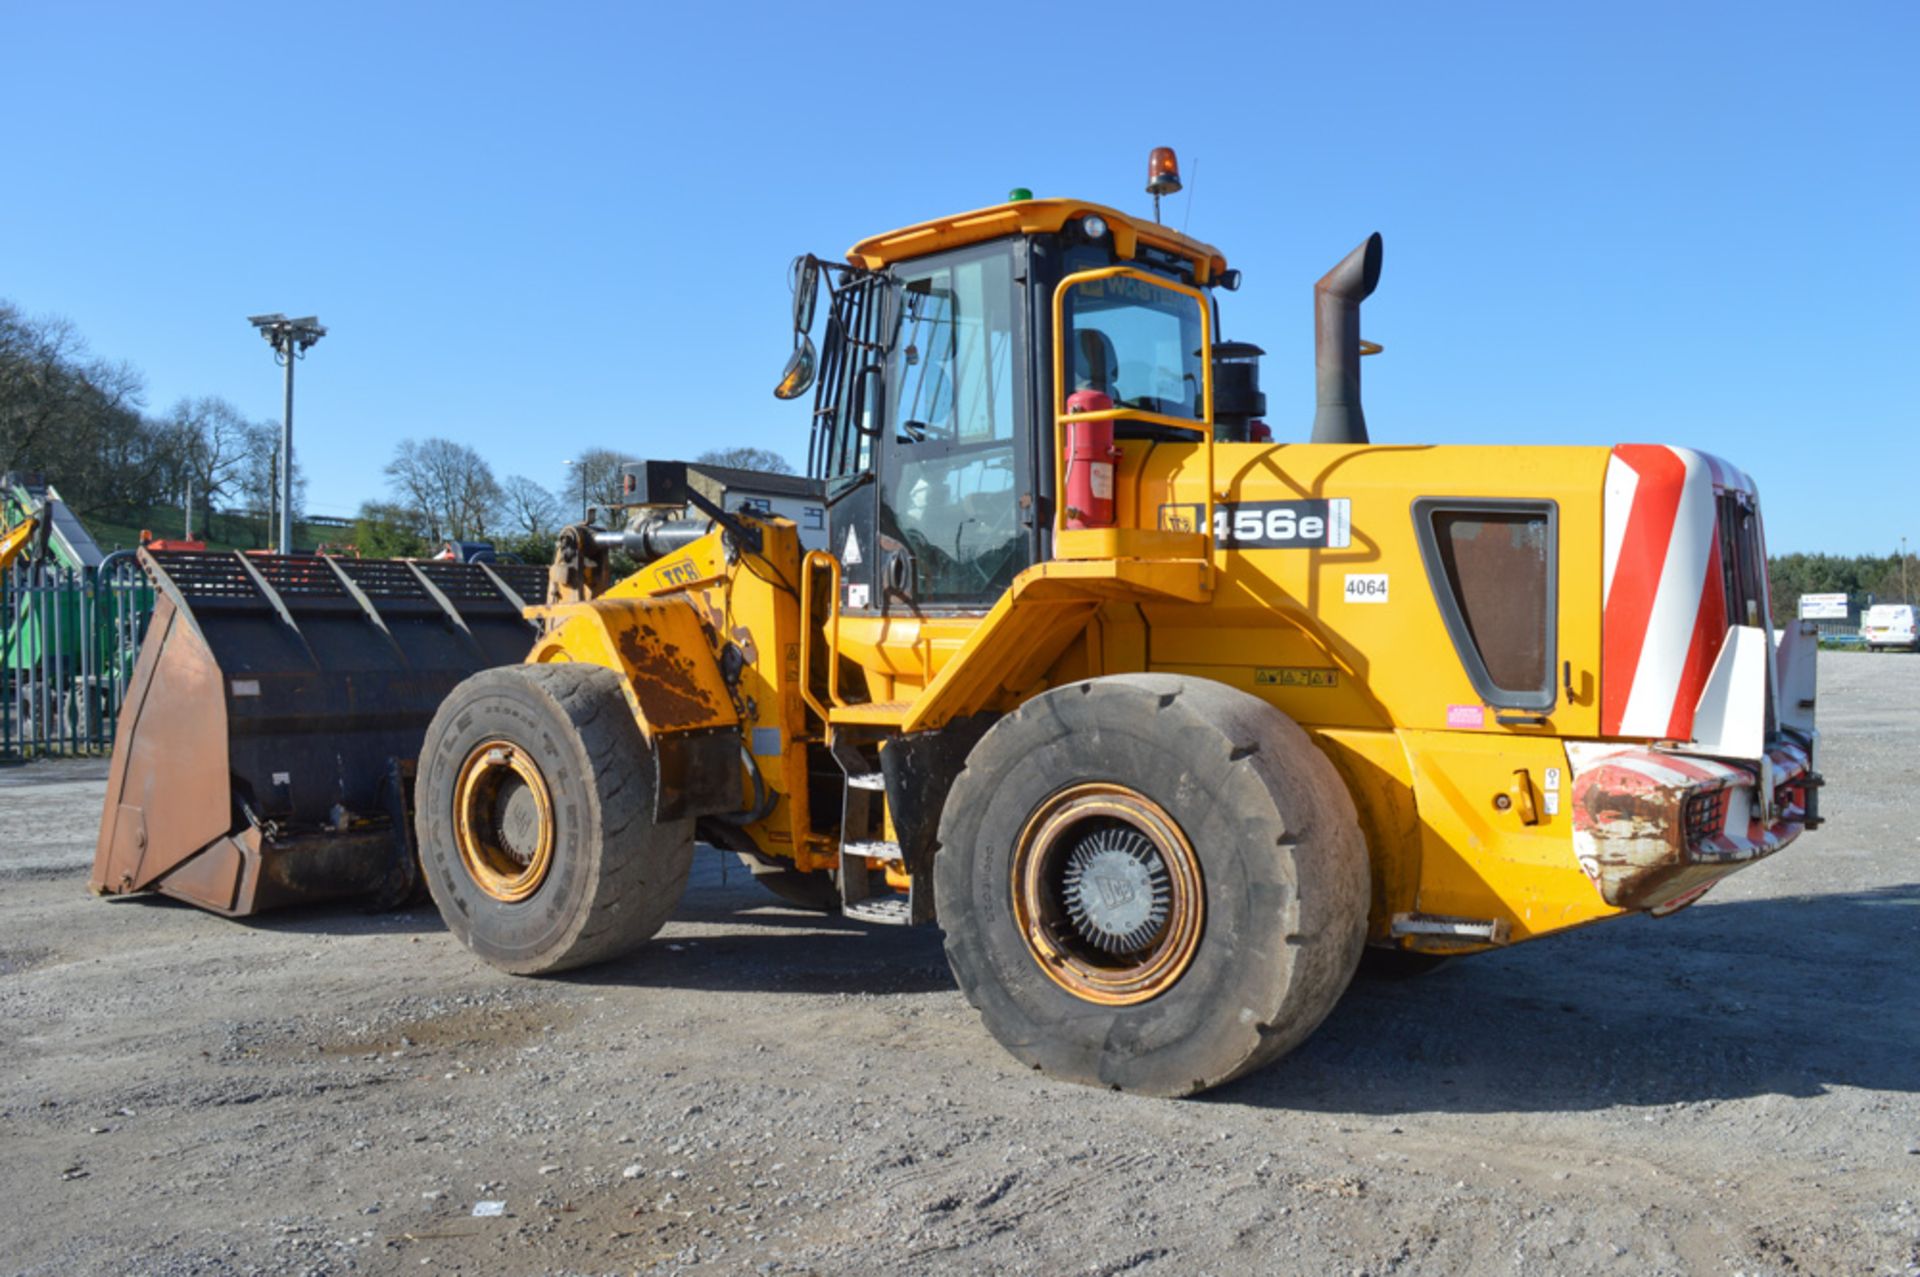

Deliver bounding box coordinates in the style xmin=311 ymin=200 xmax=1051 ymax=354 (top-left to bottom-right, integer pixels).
xmin=1010 ymin=782 xmax=1205 ymax=1006
xmin=452 ymin=739 xmax=556 ymax=903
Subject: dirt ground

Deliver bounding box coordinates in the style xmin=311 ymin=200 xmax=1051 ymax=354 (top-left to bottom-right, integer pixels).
xmin=3 ymin=650 xmax=1917 ymax=1277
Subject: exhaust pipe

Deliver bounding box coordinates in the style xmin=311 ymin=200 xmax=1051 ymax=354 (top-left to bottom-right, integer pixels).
xmin=1310 ymin=232 xmax=1384 ymax=445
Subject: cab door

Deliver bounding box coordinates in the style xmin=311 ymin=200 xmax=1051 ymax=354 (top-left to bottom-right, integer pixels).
xmin=872 ymin=240 xmax=1032 ymax=614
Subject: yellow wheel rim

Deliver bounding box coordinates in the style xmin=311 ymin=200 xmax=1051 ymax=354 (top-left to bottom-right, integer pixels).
xmin=452 ymin=739 xmax=556 ymax=903
xmin=1010 ymin=782 xmax=1205 ymax=1006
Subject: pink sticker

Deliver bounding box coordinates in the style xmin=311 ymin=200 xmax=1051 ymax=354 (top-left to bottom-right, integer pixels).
xmin=1446 ymin=704 xmax=1485 ymax=729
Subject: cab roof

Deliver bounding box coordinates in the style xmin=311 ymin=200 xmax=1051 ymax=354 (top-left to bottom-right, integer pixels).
xmin=846 ymin=197 xmax=1228 ymax=284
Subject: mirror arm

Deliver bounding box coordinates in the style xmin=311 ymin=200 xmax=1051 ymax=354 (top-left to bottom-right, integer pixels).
xmin=682 ymin=486 xmax=764 ymax=556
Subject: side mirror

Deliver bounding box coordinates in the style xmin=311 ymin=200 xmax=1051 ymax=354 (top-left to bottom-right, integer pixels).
xmin=851 ymin=362 xmax=883 ymax=436
xmin=790 ymin=255 xmax=820 ymax=334
xmin=773 ymin=334 xmax=816 ymax=400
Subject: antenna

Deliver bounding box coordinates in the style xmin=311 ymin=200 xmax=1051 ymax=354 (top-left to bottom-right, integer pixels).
xmin=1181 ymin=157 xmax=1200 ymax=234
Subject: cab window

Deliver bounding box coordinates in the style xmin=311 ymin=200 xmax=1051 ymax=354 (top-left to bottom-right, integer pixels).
xmin=1062 ymin=274 xmax=1206 ymax=420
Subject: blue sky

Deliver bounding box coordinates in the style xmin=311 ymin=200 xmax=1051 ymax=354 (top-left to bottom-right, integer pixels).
xmin=3 ymin=1 xmax=1913 ymax=553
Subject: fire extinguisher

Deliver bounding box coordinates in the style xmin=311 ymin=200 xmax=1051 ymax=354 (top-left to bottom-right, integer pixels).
xmin=1064 ymin=389 xmax=1121 ymax=530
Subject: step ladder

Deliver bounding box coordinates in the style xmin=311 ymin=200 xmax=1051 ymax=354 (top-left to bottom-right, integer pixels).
xmin=830 ymin=734 xmax=928 ymax=926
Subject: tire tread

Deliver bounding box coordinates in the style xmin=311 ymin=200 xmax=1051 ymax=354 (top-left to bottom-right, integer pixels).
xmin=417 ymin=663 xmax=694 ymax=975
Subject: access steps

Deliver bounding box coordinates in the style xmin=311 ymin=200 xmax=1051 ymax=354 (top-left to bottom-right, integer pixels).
xmin=830 ymin=735 xmax=927 ymax=926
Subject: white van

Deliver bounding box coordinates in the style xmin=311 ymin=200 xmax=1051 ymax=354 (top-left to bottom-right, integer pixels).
xmin=1862 ymin=603 xmax=1919 ymax=651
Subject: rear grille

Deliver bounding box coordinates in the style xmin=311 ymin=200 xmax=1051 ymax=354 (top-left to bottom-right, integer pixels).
xmin=1684 ymin=788 xmax=1731 ymax=845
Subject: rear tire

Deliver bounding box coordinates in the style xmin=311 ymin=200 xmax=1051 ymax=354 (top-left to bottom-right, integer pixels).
xmin=416 ymin=663 xmax=694 ymax=975
xmin=935 ymin=674 xmax=1369 ymax=1097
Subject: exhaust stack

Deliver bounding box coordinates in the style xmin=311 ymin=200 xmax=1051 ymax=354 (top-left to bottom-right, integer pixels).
xmin=1310 ymin=232 xmax=1384 ymax=445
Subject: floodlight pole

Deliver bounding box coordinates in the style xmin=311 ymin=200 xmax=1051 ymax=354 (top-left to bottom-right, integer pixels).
xmin=279 ymin=350 xmax=297 ymax=554
xmin=248 ymin=313 xmax=326 ymax=555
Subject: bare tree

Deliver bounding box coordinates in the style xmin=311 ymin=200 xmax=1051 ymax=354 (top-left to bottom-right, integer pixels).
xmin=499 ymin=474 xmax=563 ymax=538
xmin=0 ymin=304 xmax=89 ymax=479
xmin=232 ymin=422 xmax=308 ymax=548
xmin=386 ymin=437 xmax=501 ymax=541
xmin=696 ymin=446 xmax=794 ymax=475
xmin=0 ymin=300 xmax=162 ymax=512
xmin=558 ymin=446 xmax=628 ymax=519
xmin=164 ymin=397 xmax=257 ymax=534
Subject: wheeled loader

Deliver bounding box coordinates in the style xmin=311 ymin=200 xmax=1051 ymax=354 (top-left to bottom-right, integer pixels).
xmin=0 ymin=503 xmax=44 ymax=572
xmin=95 ymin=153 xmax=1822 ymax=1096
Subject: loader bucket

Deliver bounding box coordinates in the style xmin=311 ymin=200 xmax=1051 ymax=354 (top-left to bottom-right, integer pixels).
xmin=91 ymin=550 xmax=549 ymax=916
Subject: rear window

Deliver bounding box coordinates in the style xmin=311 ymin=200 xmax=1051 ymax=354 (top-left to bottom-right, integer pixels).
xmin=1414 ymin=499 xmax=1558 ymax=712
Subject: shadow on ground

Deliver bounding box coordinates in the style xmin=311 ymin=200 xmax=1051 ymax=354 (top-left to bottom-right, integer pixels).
xmin=1219 ymin=882 xmax=1920 ymax=1114
xmin=89 ymin=850 xmax=1920 ymax=1113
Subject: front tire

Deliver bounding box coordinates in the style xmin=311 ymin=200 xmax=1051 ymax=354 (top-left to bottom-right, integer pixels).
xmin=935 ymin=674 xmax=1369 ymax=1096
xmin=416 ymin=663 xmax=694 ymax=975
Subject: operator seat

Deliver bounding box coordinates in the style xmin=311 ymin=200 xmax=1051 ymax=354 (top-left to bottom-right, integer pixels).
xmin=1077 ymin=324 xmax=1190 ymax=441
xmin=1074 ymin=329 xmax=1120 ymax=396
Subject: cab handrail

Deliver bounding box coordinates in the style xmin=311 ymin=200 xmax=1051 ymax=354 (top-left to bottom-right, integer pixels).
xmin=1049 ymin=266 xmax=1215 ymax=565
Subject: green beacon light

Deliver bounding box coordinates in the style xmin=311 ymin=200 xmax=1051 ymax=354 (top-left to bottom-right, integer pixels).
xmin=1008 ymin=187 xmax=1033 ymax=202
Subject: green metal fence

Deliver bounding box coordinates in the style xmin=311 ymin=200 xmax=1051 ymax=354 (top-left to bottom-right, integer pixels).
xmin=0 ymin=554 xmax=154 ymax=760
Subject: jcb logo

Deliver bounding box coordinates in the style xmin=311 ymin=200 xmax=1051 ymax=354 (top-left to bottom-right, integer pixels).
xmin=1092 ymin=872 xmax=1137 ymax=909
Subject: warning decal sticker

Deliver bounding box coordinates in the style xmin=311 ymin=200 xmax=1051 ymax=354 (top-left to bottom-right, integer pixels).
xmin=1255 ymin=667 xmax=1340 ymax=688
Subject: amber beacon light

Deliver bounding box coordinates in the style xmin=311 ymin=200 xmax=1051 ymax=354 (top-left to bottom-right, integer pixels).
xmin=1146 ymin=146 xmax=1182 ymax=221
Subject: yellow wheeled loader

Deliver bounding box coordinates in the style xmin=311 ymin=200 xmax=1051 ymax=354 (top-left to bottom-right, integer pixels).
xmin=98 ymin=153 xmax=1823 ymax=1096
xmin=0 ymin=503 xmax=46 ymax=572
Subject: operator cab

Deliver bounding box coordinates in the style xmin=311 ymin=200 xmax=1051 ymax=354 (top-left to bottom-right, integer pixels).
xmin=781 ymin=188 xmax=1237 ymax=617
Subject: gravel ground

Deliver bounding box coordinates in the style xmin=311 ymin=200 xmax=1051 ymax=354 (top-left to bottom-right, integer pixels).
xmin=2 ymin=650 xmax=1916 ymax=1277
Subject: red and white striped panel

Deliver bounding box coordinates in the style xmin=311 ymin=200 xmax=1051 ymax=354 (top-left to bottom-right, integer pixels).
xmin=1601 ymin=444 xmax=1745 ymax=739
xmin=1569 ymin=738 xmax=1811 ymax=861
xmin=1565 ymin=736 xmax=1811 ymax=913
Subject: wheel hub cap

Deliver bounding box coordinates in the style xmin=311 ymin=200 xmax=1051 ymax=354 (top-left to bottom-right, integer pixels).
xmin=1061 ymin=830 xmax=1171 ymax=954
xmin=1010 ymin=783 xmax=1205 ymax=1006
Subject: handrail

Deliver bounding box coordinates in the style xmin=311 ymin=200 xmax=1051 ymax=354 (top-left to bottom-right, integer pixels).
xmin=798 ymin=550 xmax=842 ymax=723
xmin=1049 ymin=266 xmax=1215 ymax=564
